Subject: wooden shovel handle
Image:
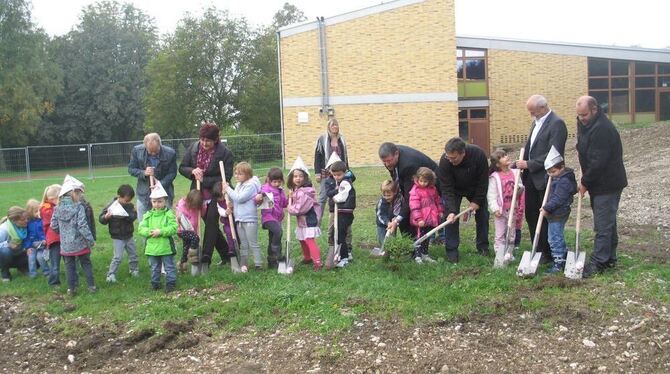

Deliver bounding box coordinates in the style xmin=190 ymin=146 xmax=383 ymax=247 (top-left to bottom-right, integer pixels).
xmin=506 ymin=147 xmax=525 ymax=229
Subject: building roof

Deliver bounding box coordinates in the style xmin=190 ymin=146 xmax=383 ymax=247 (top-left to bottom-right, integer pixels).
xmin=457 ymin=36 xmax=670 ymax=63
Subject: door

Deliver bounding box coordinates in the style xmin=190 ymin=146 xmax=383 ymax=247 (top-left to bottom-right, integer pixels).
xmin=660 ymin=91 xmax=670 ymax=121
xmin=458 ymin=108 xmax=490 ymax=155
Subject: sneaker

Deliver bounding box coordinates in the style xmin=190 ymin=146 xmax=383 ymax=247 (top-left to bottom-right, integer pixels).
xmin=414 ymin=256 xmax=423 ymax=264
xmin=130 ymin=270 xmax=140 ymax=278
xmin=421 ymin=255 xmax=437 ymax=263
xmin=445 ymin=251 xmax=459 ymax=263
xmin=88 ymin=286 xmax=97 ymax=294
xmin=165 ymin=284 xmax=175 ymax=293
xmin=240 ymin=265 xmax=248 ymax=273
xmin=335 ymin=258 xmax=349 ymax=268
xmin=582 ymin=262 xmax=603 ymax=279
xmin=67 ymin=288 xmax=76 ymax=296
xmin=545 ymin=262 xmax=565 ymax=275
xmin=2 ymin=278 xmax=10 ymax=283
xmin=348 ymin=252 xmax=353 ymax=262
xmin=106 ymin=274 xmax=117 ymax=283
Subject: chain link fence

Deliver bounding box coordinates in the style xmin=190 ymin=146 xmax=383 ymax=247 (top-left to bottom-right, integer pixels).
xmin=0 ymin=133 xmax=283 ymax=183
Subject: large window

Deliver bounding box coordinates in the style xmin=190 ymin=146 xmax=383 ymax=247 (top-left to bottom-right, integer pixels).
xmin=457 ymin=48 xmax=487 ymax=98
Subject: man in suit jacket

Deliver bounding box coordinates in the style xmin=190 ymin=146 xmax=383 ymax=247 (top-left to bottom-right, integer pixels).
xmin=378 ymin=142 xmax=438 ymax=235
xmin=515 ymin=95 xmax=567 ymax=263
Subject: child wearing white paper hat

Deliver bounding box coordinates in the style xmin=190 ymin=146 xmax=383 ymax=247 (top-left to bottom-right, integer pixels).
xmin=99 ymin=184 xmax=139 ymax=283
xmin=540 ymin=146 xmax=578 ymax=274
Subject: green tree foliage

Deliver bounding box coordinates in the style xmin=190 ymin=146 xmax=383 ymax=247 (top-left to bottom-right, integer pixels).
xmin=237 ymin=3 xmax=306 ymax=134
xmin=145 ymin=8 xmax=253 ymax=137
xmin=0 ymin=0 xmax=61 ymax=147
xmin=40 ymin=1 xmax=156 ymax=144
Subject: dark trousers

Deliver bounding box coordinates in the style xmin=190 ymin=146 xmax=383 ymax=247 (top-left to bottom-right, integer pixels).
xmin=263 ymin=221 xmax=282 ymax=265
xmin=525 ymin=183 xmax=550 ymax=258
xmin=329 ymin=213 xmax=354 ymax=259
xmin=48 ymin=244 xmax=61 ymax=285
xmin=415 ymin=226 xmax=433 ymax=257
xmin=63 ymin=253 xmax=94 ymax=291
xmin=178 ymin=230 xmax=200 ymax=263
xmin=590 ymin=192 xmax=621 ymax=266
xmin=444 ymin=196 xmax=489 ymax=254
xmin=202 ymin=201 xmax=230 ymax=264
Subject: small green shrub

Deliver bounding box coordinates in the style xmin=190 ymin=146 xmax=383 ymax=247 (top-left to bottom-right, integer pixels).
xmin=383 ymin=234 xmax=415 ymax=263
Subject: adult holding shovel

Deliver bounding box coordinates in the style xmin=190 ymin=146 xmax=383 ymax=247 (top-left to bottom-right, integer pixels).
xmin=179 ymin=123 xmax=234 ymax=270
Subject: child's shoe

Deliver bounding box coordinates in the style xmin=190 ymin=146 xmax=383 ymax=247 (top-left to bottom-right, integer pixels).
xmin=421 ymin=254 xmax=436 ymax=263
xmin=66 ymin=288 xmax=76 ymax=296
xmin=545 ymin=262 xmax=565 ymax=275
xmin=130 ymin=270 xmax=140 ymax=278
xmin=166 ymin=283 xmax=176 ymax=293
xmin=335 ymin=258 xmax=349 ymax=268
xmin=348 ymin=252 xmax=353 ymax=262
xmin=240 ymin=265 xmax=248 ymax=273
xmin=106 ymin=274 xmax=117 ymax=283
xmin=88 ymin=286 xmax=97 ymax=294
xmin=414 ymin=256 xmax=423 ymax=264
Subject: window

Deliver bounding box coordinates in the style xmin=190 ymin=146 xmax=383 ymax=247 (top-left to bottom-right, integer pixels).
xmin=635 ymin=77 xmax=655 ymax=88
xmin=611 ymin=91 xmax=629 ymax=113
xmin=611 ymin=61 xmax=629 ymax=76
xmin=635 ymin=62 xmax=655 ymax=75
xmin=589 ymin=78 xmax=609 ymax=89
xmin=465 ymin=60 xmax=485 ymax=79
xmin=658 ymin=64 xmax=670 ymax=75
xmin=588 ymin=60 xmax=608 ymax=76
xmin=456 ymin=48 xmax=487 ymax=80
xmin=589 ymin=91 xmax=609 ymax=113
xmin=635 ymin=90 xmax=655 ymax=112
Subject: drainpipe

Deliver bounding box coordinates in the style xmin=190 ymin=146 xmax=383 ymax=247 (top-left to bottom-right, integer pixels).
xmin=277 ymin=31 xmax=286 ymax=169
xmin=317 ymin=16 xmax=333 ymax=117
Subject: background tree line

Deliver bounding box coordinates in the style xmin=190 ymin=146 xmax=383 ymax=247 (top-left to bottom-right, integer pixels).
xmin=0 ymin=0 xmax=305 ymax=147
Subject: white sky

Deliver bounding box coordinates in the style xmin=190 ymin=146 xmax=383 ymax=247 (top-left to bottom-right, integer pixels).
xmin=30 ymin=0 xmax=669 ymax=49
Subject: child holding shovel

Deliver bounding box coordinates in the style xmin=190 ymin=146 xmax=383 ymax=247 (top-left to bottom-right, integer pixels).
xmin=256 ymin=168 xmax=288 ymax=270
xmin=375 ymin=180 xmax=406 ymax=248
xmin=325 ymin=160 xmax=357 ymax=268
xmin=409 ymin=167 xmax=442 ymax=264
xmin=287 ymin=157 xmax=322 ymax=271
xmin=540 ymin=146 xmax=578 ymax=274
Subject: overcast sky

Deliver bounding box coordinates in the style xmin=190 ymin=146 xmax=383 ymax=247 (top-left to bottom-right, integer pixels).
xmin=30 ymin=0 xmax=669 ymax=49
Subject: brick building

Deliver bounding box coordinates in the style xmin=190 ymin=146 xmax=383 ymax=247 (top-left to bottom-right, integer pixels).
xmin=277 ymin=0 xmax=670 ymax=167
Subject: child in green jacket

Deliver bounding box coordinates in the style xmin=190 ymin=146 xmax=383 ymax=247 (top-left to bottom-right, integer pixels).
xmin=138 ymin=181 xmax=178 ymax=292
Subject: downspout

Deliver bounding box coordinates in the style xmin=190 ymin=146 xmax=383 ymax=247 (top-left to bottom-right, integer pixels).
xmin=317 ymin=16 xmax=333 ymax=117
xmin=276 ymin=31 xmax=286 ymax=169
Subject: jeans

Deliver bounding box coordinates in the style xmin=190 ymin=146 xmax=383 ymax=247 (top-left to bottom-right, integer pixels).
xmin=63 ymin=253 xmax=95 ymax=291
xmin=377 ymin=226 xmax=388 ymax=246
xmin=237 ymin=222 xmax=261 ymax=267
xmin=107 ymin=238 xmax=139 ymax=276
xmin=148 ymin=255 xmax=176 ymax=288
xmin=547 ymin=217 xmax=568 ymax=264
xmin=0 ymin=247 xmax=28 ymax=280
xmin=47 ymin=244 xmax=62 ymax=285
xmin=415 ymin=226 xmax=433 ymax=258
xmin=444 ymin=196 xmax=490 ymax=255
xmin=28 ymin=246 xmax=50 ymax=277
xmin=590 ymin=192 xmax=621 ymax=266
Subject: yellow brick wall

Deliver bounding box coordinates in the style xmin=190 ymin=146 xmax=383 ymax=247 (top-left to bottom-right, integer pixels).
xmin=280 ymin=0 xmax=457 ymax=167
xmin=487 ymin=50 xmax=588 ymax=148
xmin=283 ymin=103 xmax=458 ymax=168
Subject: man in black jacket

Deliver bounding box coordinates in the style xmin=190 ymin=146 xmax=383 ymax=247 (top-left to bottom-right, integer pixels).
xmin=437 ymin=137 xmax=490 ymax=262
xmin=379 ymin=142 xmax=438 ymax=235
xmin=575 ymin=96 xmax=627 ymax=278
xmin=515 ymin=95 xmax=567 ymax=263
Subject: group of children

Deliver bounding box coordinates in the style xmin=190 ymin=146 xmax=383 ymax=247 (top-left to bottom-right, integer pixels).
xmin=374 ymin=146 xmax=576 ymax=274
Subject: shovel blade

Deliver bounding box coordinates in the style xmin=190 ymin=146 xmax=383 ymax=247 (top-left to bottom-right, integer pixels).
xmin=277 ymin=260 xmax=287 ymax=274
xmin=325 ymin=246 xmax=336 ymax=269
xmin=564 ymin=251 xmax=586 ymax=279
xmin=517 ymin=251 xmax=542 ymax=277
xmin=190 ymin=264 xmax=201 ymax=276
xmin=229 ymin=256 xmax=242 ymax=273
xmin=370 ymin=247 xmax=385 ymax=257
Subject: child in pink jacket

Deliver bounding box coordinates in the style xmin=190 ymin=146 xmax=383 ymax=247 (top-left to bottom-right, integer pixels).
xmin=287 ymin=166 xmax=322 ymax=271
xmin=257 ymin=168 xmax=289 ymax=269
xmin=409 ymin=167 xmax=443 ymax=264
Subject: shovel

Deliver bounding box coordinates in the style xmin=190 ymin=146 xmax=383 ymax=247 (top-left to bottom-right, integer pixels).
xmin=219 ymin=161 xmax=242 ymax=273
xmin=371 ymin=229 xmax=391 ymax=257
xmin=413 ymin=208 xmax=472 ymax=247
xmin=189 ymin=179 xmax=203 ymax=276
xmin=494 ymin=148 xmax=525 ymax=268
xmin=325 ymin=203 xmax=341 ymax=269
xmin=517 ymin=176 xmax=552 ymax=277
xmin=565 ymin=188 xmax=586 ymax=279
xmin=278 ymin=197 xmax=294 ymax=275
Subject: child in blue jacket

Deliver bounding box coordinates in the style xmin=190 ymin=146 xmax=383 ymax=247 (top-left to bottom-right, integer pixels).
xmin=24 ymin=199 xmax=49 ymax=278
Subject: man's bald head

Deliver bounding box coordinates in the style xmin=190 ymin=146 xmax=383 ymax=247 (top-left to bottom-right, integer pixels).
xmin=576 ymin=96 xmax=599 ymax=125
xmin=526 ymin=94 xmax=550 ymax=119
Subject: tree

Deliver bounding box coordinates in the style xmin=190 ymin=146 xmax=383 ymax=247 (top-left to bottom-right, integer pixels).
xmin=145 ymin=8 xmax=253 ymax=137
xmin=0 ymin=0 xmax=61 ymax=147
xmin=237 ymin=3 xmax=306 ymax=134
xmin=40 ymin=1 xmax=157 ymax=144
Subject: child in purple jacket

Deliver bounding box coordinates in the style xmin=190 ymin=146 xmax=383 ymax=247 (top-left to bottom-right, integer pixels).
xmin=256 ymin=168 xmax=289 ymax=269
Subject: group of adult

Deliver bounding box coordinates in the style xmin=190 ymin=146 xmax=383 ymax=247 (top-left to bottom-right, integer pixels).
xmin=376 ymin=94 xmax=626 ymax=278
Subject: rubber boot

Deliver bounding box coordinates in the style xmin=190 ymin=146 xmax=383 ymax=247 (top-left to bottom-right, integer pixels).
xmin=201 ymin=262 xmax=209 ymax=275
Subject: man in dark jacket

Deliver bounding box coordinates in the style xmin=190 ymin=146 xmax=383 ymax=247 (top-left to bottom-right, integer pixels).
xmin=515 ymin=95 xmax=567 ymax=263
xmin=378 ymin=142 xmax=438 ymax=235
xmin=575 ymin=96 xmax=628 ymax=278
xmin=437 ymin=137 xmax=489 ymax=262
xmin=128 ymin=133 xmax=177 ymax=220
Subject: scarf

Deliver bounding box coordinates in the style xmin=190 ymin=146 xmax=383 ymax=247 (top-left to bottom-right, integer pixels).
xmin=7 ymin=221 xmax=27 ymax=249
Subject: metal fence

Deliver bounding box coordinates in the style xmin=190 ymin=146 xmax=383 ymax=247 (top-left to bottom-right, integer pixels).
xmin=0 ymin=133 xmax=283 ymax=182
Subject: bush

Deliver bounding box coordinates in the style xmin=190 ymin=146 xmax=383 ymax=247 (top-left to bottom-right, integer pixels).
xmin=383 ymin=234 xmax=415 ymax=263
xmin=225 ymin=134 xmax=281 ymax=164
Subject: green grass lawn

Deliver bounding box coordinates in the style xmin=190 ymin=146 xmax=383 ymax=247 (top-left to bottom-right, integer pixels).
xmin=0 ymin=166 xmax=668 ymax=336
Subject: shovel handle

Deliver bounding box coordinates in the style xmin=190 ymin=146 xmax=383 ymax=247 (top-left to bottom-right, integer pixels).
xmin=413 ymin=208 xmax=471 ymax=246
xmin=506 ymin=148 xmax=525 ymax=230
xmin=575 ymin=181 xmax=582 ymax=254
xmin=530 ymin=176 xmax=552 ymax=255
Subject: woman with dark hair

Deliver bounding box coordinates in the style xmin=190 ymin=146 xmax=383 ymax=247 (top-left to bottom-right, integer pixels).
xmin=179 ymin=123 xmax=235 ymax=271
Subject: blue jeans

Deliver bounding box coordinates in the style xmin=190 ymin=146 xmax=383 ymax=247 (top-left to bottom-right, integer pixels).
xmin=148 ymin=255 xmax=176 ymax=288
xmin=47 ymin=244 xmax=61 ymax=285
xmin=548 ymin=217 xmax=568 ymax=264
xmin=28 ymin=246 xmax=50 ymax=278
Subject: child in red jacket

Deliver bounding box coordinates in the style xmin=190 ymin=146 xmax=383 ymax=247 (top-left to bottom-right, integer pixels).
xmin=409 ymin=167 xmax=443 ymax=264
xmin=40 ymin=184 xmax=61 ymax=286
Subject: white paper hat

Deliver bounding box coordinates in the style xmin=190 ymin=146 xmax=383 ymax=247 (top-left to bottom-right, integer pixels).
xmin=107 ymin=200 xmax=129 ymax=217
xmin=544 ymin=145 xmax=564 ymax=170
xmin=59 ymin=174 xmax=85 ymax=197
xmin=325 ymin=152 xmax=342 ymax=169
xmin=289 ymin=156 xmax=310 ymax=177
xmin=149 ymin=179 xmax=168 ymax=199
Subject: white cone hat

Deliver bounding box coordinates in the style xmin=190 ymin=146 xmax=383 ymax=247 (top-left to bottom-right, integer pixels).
xmin=544 ymin=145 xmax=564 ymax=170
xmin=59 ymin=174 xmax=85 ymax=197
xmin=107 ymin=200 xmax=129 ymax=217
xmin=150 ymin=179 xmax=168 ymax=199
xmin=325 ymin=152 xmax=342 ymax=169
xmin=289 ymin=156 xmax=310 ymax=177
